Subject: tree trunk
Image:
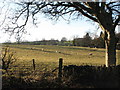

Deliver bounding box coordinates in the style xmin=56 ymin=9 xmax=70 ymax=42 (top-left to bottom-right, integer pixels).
xmin=98 ymin=12 xmax=117 ymax=67
xmin=105 ymin=31 xmax=117 ymax=67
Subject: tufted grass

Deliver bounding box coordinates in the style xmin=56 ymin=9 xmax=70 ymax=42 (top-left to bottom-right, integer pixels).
xmin=1 ymin=44 xmax=120 ymax=66
xmin=1 ymin=44 xmax=120 ymax=88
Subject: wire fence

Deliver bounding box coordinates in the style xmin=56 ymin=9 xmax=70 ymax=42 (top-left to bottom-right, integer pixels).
xmin=4 ymin=58 xmax=64 ymax=82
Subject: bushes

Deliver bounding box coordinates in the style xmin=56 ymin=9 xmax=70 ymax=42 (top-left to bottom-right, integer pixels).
xmin=2 ymin=64 xmax=120 ymax=88
xmin=2 ymin=47 xmax=17 ymax=73
xmin=63 ymin=65 xmax=120 ymax=88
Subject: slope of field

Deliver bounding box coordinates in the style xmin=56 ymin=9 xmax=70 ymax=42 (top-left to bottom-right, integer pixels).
xmin=1 ymin=44 xmax=120 ymax=66
xmin=2 ymin=44 xmax=120 ymax=88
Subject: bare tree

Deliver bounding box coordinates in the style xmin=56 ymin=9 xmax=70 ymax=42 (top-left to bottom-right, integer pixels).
xmin=0 ymin=0 xmax=10 ymax=28
xmin=15 ymin=33 xmax=23 ymax=44
xmin=4 ymin=0 xmax=120 ymax=67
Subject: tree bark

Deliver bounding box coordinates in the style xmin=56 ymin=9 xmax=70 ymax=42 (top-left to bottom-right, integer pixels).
xmin=97 ymin=11 xmax=117 ymax=67
xmin=105 ymin=31 xmax=117 ymax=67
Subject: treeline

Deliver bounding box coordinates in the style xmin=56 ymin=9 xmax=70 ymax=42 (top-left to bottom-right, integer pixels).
xmin=73 ymin=32 xmax=120 ymax=49
xmin=13 ymin=38 xmax=72 ymax=46
xmin=4 ymin=32 xmax=120 ymax=49
xmin=73 ymin=32 xmax=105 ymax=48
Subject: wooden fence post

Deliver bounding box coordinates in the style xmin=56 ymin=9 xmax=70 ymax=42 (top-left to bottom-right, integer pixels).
xmin=32 ymin=59 xmax=35 ymax=70
xmin=58 ymin=58 xmax=63 ymax=83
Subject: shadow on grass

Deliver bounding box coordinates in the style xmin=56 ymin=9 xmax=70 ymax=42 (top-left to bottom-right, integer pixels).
xmin=63 ymin=65 xmax=120 ymax=88
xmin=2 ymin=65 xmax=120 ymax=89
xmin=2 ymin=75 xmax=65 ymax=89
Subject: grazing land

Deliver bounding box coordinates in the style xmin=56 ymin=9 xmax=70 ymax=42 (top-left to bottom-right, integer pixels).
xmin=1 ymin=44 xmax=120 ymax=66
xmin=1 ymin=44 xmax=120 ymax=88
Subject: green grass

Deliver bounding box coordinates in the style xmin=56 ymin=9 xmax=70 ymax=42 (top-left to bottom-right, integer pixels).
xmin=1 ymin=44 xmax=120 ymax=74
xmin=2 ymin=44 xmax=120 ymax=66
xmin=3 ymin=45 xmax=105 ymax=65
xmin=117 ymin=52 xmax=120 ymax=65
xmin=1 ymin=44 xmax=120 ymax=88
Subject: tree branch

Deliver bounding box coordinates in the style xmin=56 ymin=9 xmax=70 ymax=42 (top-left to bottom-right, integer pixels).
xmin=114 ymin=15 xmax=120 ymax=28
xmin=72 ymin=2 xmax=95 ymax=15
xmin=78 ymin=9 xmax=98 ymax=22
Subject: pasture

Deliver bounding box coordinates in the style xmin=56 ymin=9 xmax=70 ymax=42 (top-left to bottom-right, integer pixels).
xmin=1 ymin=44 xmax=120 ymax=74
xmin=1 ymin=44 xmax=120 ymax=88
xmin=1 ymin=44 xmax=120 ymax=66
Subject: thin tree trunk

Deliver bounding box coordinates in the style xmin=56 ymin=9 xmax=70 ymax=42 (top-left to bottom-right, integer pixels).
xmin=105 ymin=31 xmax=117 ymax=67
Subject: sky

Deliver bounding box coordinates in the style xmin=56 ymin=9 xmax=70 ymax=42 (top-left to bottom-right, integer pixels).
xmin=0 ymin=16 xmax=103 ymax=43
xmin=0 ymin=0 xmax=119 ymax=43
xmin=0 ymin=14 xmax=119 ymax=43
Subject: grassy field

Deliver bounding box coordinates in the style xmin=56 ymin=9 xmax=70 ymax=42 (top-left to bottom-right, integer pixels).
xmin=1 ymin=44 xmax=120 ymax=88
xmin=1 ymin=44 xmax=120 ymax=66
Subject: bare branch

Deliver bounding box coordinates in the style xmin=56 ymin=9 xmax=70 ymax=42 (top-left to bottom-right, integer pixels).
xmin=0 ymin=2 xmax=10 ymax=28
xmin=13 ymin=7 xmax=28 ymax=24
xmin=78 ymin=9 xmax=98 ymax=22
xmin=68 ymin=2 xmax=98 ymax=22
xmin=72 ymin=2 xmax=96 ymax=15
xmin=111 ymin=9 xmax=120 ymax=14
xmin=114 ymin=15 xmax=120 ymax=28
xmin=3 ymin=1 xmax=119 ymax=40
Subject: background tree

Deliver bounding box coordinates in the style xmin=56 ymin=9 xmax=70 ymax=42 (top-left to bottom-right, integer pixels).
xmin=92 ymin=31 xmax=105 ymax=48
xmin=15 ymin=33 xmax=22 ymax=44
xmin=82 ymin=32 xmax=92 ymax=47
xmin=4 ymin=1 xmax=120 ymax=67
xmin=61 ymin=37 xmax=67 ymax=43
xmin=73 ymin=38 xmax=83 ymax=46
xmin=59 ymin=37 xmax=67 ymax=46
xmin=49 ymin=38 xmax=59 ymax=45
xmin=72 ymin=35 xmax=79 ymax=46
